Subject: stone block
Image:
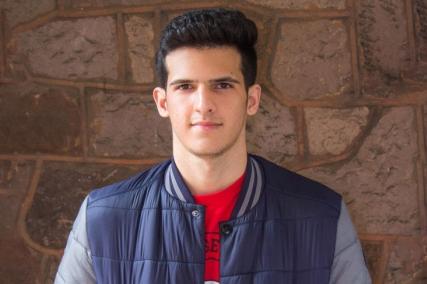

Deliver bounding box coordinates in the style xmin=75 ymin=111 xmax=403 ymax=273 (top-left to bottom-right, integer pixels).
xmin=245 ymin=0 xmax=345 ymax=9
xmin=360 ymin=239 xmax=386 ymax=282
xmin=125 ymin=15 xmax=155 ymax=83
xmin=0 ymin=83 xmax=82 ymax=155
xmin=386 ymin=236 xmax=427 ymax=284
xmin=358 ymin=0 xmax=410 ymax=94
xmin=272 ymin=20 xmax=352 ymax=100
xmin=305 ymin=107 xmax=370 ymax=156
xmin=87 ymin=90 xmax=172 ymax=158
xmin=8 ymin=17 xmax=118 ymax=80
xmin=415 ymin=0 xmax=427 ymax=62
xmin=300 ymin=107 xmax=419 ymax=235
xmin=0 ymin=0 xmax=55 ymax=28
xmin=247 ymin=93 xmax=297 ymax=163
xmin=0 ymin=238 xmax=43 ymax=284
xmin=0 ymin=160 xmax=34 ymax=237
xmin=25 ymin=161 xmax=146 ymax=249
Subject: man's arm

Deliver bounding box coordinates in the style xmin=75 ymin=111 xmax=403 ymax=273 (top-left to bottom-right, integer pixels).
xmin=54 ymin=196 xmax=96 ymax=284
xmin=329 ymin=200 xmax=372 ymax=284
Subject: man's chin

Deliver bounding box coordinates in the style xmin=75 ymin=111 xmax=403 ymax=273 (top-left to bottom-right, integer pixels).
xmin=186 ymin=145 xmax=230 ymax=159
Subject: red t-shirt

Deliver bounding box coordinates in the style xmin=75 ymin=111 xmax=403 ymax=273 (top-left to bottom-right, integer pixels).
xmin=193 ymin=174 xmax=245 ymax=283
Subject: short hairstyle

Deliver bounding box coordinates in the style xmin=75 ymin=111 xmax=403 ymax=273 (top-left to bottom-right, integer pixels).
xmin=155 ymin=8 xmax=258 ymax=89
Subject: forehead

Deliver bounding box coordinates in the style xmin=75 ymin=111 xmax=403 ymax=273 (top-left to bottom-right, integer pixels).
xmin=165 ymin=47 xmax=243 ymax=82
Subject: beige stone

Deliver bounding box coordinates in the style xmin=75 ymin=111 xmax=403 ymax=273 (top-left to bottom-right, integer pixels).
xmin=0 ymin=0 xmax=55 ymax=27
xmin=305 ymin=107 xmax=370 ymax=156
xmin=415 ymin=0 xmax=427 ymax=62
xmin=0 ymin=83 xmax=82 ymax=155
xmin=87 ymin=90 xmax=172 ymax=158
xmin=300 ymin=107 xmax=419 ymax=235
xmin=247 ymin=93 xmax=297 ymax=163
xmin=125 ymin=15 xmax=155 ymax=83
xmin=10 ymin=17 xmax=118 ymax=80
xmin=386 ymin=236 xmax=427 ymax=284
xmin=245 ymin=0 xmax=345 ymax=9
xmin=272 ymin=20 xmax=352 ymax=100
xmin=358 ymin=0 xmax=410 ymax=93
xmin=26 ymin=161 xmax=145 ymax=249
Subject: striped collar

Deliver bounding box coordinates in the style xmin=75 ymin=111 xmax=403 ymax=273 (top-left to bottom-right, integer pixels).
xmin=163 ymin=155 xmax=264 ymax=218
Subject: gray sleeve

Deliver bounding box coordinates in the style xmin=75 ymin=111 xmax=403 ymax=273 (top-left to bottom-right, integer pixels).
xmin=329 ymin=200 xmax=372 ymax=284
xmin=54 ymin=196 xmax=96 ymax=284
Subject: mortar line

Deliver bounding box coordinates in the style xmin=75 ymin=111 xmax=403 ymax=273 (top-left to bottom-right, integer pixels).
xmin=0 ymin=154 xmax=165 ymax=165
xmin=417 ymin=105 xmax=427 ymax=164
xmin=404 ymin=0 xmax=417 ymax=67
xmin=12 ymin=4 xmax=353 ymax=35
xmin=0 ymin=10 xmax=6 ymax=79
xmin=116 ymin=12 xmax=127 ymax=82
xmin=56 ymin=0 xmax=65 ymax=11
xmin=277 ymin=9 xmax=350 ymax=19
xmin=416 ymin=106 xmax=427 ymax=233
xmin=377 ymin=238 xmax=392 ymax=284
xmin=12 ymin=10 xmax=58 ymax=34
xmin=296 ymin=107 xmax=306 ymax=158
xmin=348 ymin=0 xmax=361 ymax=97
xmin=31 ymin=76 xmax=153 ymax=92
xmin=17 ymin=159 xmax=62 ymax=256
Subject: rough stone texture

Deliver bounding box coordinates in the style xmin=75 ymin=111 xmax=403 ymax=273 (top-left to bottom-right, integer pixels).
xmin=358 ymin=0 xmax=411 ymax=95
xmin=300 ymin=107 xmax=419 ymax=235
xmin=272 ymin=20 xmax=352 ymax=100
xmin=87 ymin=90 xmax=172 ymax=158
xmin=0 ymin=83 xmax=82 ymax=155
xmin=0 ymin=160 xmax=34 ymax=237
xmin=360 ymin=239 xmax=385 ymax=282
xmin=415 ymin=0 xmax=427 ymax=62
xmin=0 ymin=238 xmax=43 ymax=284
xmin=26 ymin=161 xmax=146 ymax=249
xmin=40 ymin=256 xmax=60 ymax=284
xmin=245 ymin=0 xmax=345 ymax=9
xmin=8 ymin=17 xmax=118 ymax=80
xmin=62 ymin=0 xmax=209 ymax=8
xmin=386 ymin=237 xmax=427 ymax=284
xmin=305 ymin=107 xmax=370 ymax=156
xmin=0 ymin=0 xmax=55 ymax=28
xmin=247 ymin=93 xmax=297 ymax=164
xmin=125 ymin=15 xmax=155 ymax=83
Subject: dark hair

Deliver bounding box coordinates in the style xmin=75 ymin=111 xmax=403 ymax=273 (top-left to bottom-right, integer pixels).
xmin=155 ymin=8 xmax=258 ymax=89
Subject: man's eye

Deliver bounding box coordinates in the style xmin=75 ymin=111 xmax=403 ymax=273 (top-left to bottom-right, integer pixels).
xmin=216 ymin=82 xmax=233 ymax=89
xmin=177 ymin=84 xmax=192 ymax=90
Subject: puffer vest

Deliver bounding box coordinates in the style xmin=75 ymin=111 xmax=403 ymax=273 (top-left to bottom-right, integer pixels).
xmin=87 ymin=155 xmax=341 ymax=283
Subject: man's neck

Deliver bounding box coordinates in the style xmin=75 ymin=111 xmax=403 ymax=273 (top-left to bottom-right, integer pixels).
xmin=173 ymin=146 xmax=247 ymax=196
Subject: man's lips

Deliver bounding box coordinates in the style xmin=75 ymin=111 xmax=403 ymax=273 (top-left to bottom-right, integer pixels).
xmin=190 ymin=121 xmax=222 ymax=127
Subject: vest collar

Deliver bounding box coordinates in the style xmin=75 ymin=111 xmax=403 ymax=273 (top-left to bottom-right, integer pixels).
xmin=164 ymin=155 xmax=264 ymax=218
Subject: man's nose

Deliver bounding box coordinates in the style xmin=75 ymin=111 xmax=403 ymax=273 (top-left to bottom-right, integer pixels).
xmin=194 ymin=85 xmax=215 ymax=113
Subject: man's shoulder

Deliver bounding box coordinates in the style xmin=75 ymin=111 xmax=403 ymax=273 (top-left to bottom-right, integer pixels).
xmin=87 ymin=160 xmax=171 ymax=206
xmin=254 ymin=155 xmax=341 ymax=210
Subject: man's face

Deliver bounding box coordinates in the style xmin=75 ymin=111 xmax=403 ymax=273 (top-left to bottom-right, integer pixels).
xmin=153 ymin=46 xmax=261 ymax=158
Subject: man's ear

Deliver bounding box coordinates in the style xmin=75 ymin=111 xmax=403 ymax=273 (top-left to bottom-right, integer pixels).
xmin=153 ymin=87 xmax=169 ymax=117
xmin=247 ymin=84 xmax=261 ymax=116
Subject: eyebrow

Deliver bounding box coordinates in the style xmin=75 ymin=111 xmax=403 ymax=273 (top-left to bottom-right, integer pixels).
xmin=168 ymin=76 xmax=241 ymax=86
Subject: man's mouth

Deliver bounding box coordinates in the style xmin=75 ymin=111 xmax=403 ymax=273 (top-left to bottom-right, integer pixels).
xmin=191 ymin=121 xmax=223 ymax=129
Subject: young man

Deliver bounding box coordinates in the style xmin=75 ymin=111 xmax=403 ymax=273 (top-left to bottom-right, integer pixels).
xmin=55 ymin=8 xmax=371 ymax=284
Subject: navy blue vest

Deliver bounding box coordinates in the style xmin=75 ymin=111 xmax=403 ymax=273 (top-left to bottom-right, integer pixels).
xmin=87 ymin=155 xmax=341 ymax=283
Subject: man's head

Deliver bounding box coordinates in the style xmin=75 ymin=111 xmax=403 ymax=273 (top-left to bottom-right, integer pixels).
xmin=156 ymin=8 xmax=258 ymax=90
xmin=153 ymin=8 xmax=261 ymax=159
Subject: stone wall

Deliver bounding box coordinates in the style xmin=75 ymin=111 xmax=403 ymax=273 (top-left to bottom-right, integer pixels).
xmin=0 ymin=0 xmax=426 ymax=283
